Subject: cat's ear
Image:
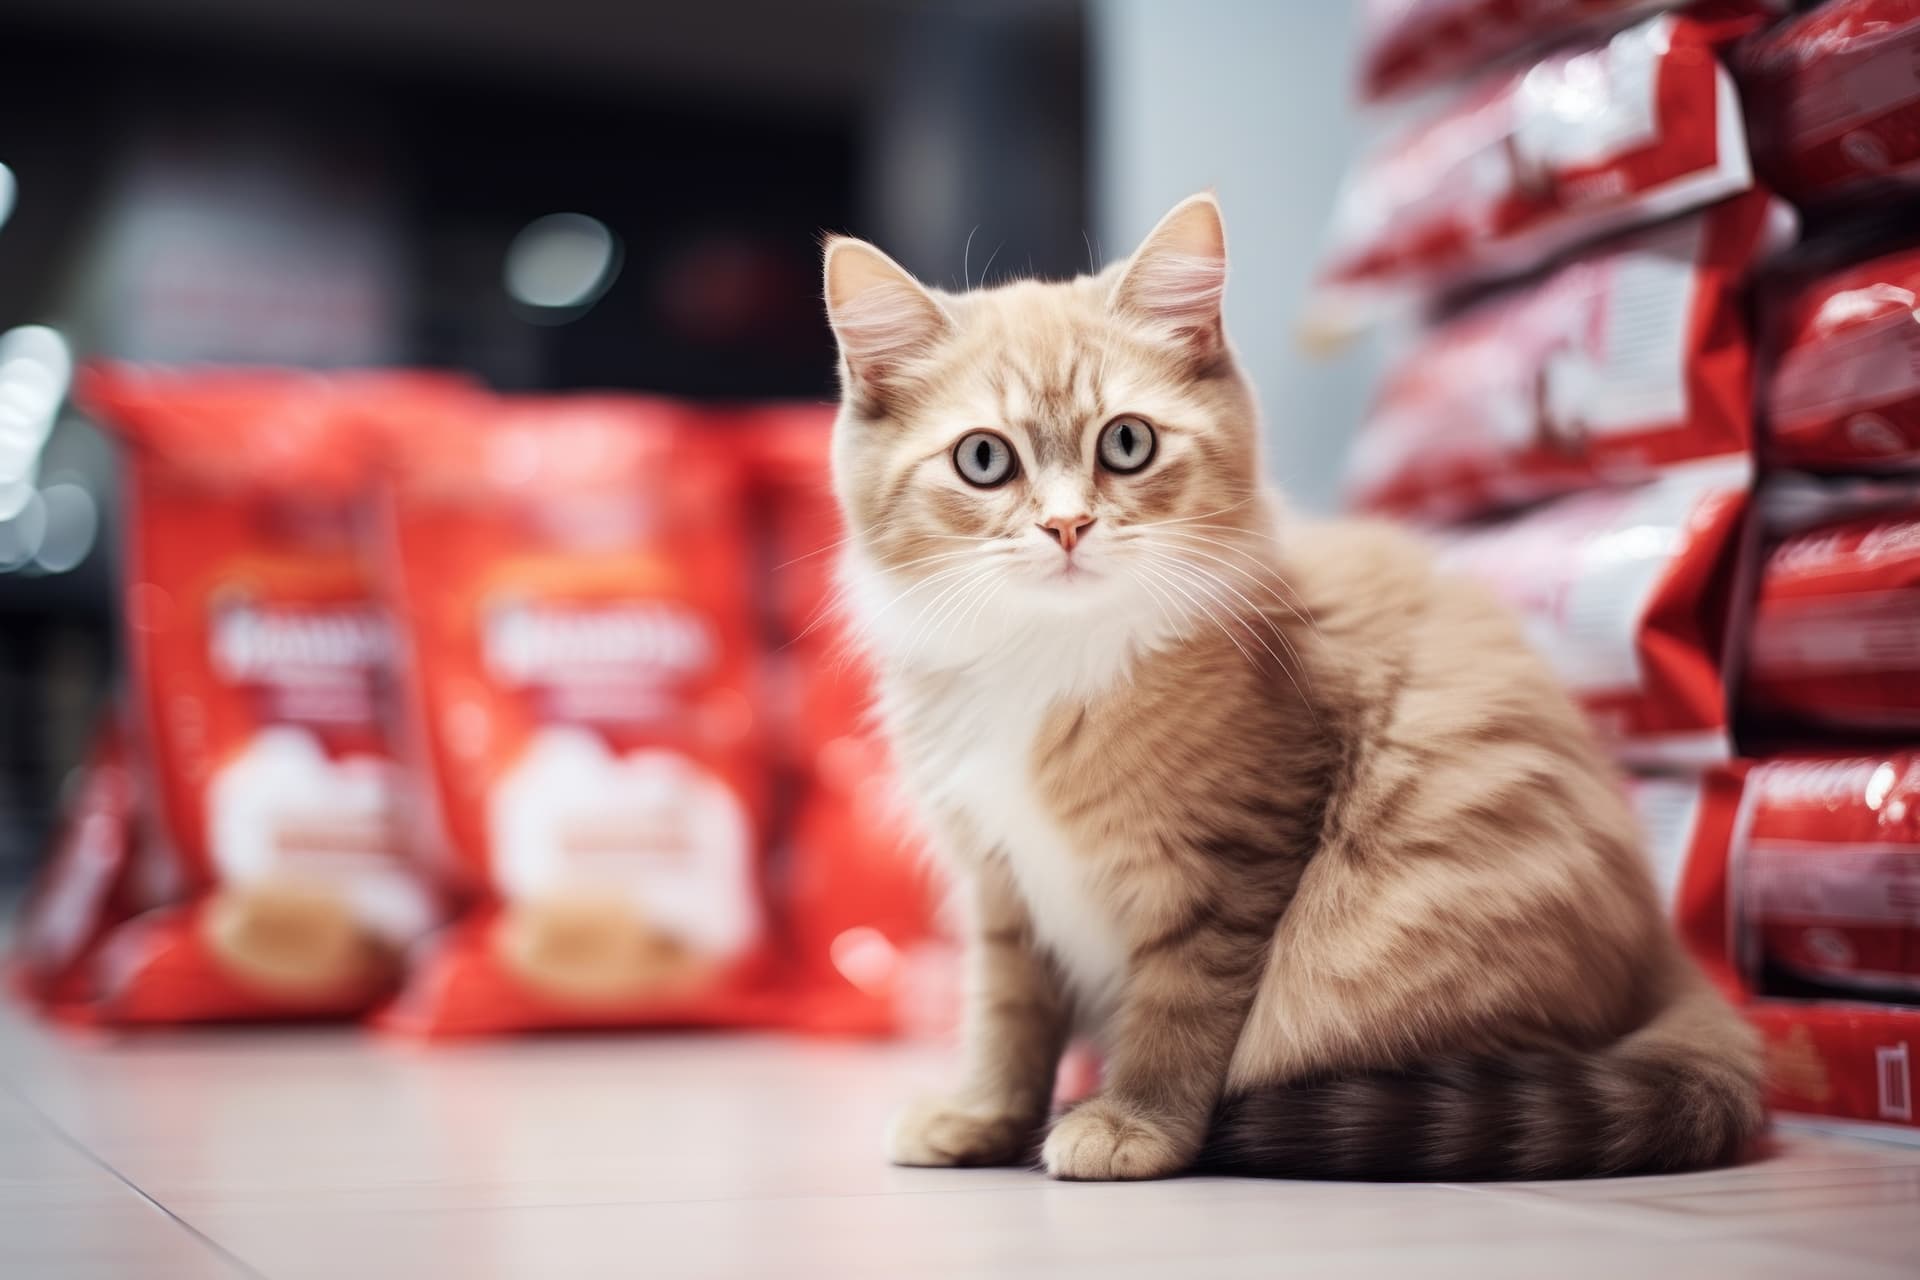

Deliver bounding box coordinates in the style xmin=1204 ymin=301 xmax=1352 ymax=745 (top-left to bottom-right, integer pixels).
xmin=823 ymin=237 xmax=951 ymax=402
xmin=1111 ymin=192 xmax=1227 ymax=360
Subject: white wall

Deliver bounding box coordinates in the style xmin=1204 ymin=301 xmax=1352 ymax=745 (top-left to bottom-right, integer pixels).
xmin=1090 ymin=0 xmax=1376 ymax=511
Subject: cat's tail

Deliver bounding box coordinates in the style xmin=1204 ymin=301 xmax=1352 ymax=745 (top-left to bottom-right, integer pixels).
xmin=1199 ymin=975 xmax=1766 ymax=1181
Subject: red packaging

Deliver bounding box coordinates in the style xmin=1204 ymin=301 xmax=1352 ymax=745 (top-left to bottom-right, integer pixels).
xmin=1750 ymin=1000 xmax=1919 ymax=1131
xmin=1738 ymin=0 xmax=1920 ymax=207
xmin=741 ymin=407 xmax=954 ymax=1038
xmin=738 ymin=405 xmax=871 ymax=765
xmin=376 ymin=395 xmax=772 ymax=1036
xmin=1349 ymin=193 xmax=1786 ymax=522
xmin=1745 ymin=507 xmax=1920 ymax=734
xmin=1317 ymin=11 xmax=1756 ymax=324
xmin=1437 ymin=459 xmax=1754 ymax=767
xmin=1734 ymin=753 xmax=1920 ymax=999
xmin=1630 ymin=765 xmax=1749 ymax=1001
xmin=1764 ymin=244 xmax=1920 ymax=471
xmin=1359 ymin=0 xmax=1679 ymax=103
xmin=76 ymin=366 xmax=451 ymax=1022
xmin=10 ymin=722 xmax=139 ymax=1008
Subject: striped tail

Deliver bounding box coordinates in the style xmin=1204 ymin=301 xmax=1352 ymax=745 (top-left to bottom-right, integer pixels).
xmin=1201 ymin=981 xmax=1766 ymax=1181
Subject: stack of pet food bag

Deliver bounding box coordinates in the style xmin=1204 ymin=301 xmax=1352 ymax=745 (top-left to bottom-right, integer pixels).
xmin=10 ymin=371 xmax=956 ymax=1037
xmin=1331 ymin=0 xmax=1920 ymax=1135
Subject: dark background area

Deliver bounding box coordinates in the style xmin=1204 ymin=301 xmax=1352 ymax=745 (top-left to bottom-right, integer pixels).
xmin=0 ymin=0 xmax=1089 ymax=882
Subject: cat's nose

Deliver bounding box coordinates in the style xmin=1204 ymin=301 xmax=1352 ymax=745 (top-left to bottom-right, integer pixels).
xmin=1038 ymin=513 xmax=1096 ymax=551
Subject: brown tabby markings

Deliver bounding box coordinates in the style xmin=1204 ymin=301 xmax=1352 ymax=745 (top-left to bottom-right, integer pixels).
xmin=828 ymin=194 xmax=1765 ymax=1183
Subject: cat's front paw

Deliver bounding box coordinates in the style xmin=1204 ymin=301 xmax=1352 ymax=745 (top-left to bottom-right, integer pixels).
xmin=887 ymin=1095 xmax=1044 ymax=1168
xmin=1041 ymin=1097 xmax=1190 ymax=1181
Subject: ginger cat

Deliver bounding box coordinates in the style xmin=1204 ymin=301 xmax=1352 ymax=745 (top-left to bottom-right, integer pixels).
xmin=822 ymin=193 xmax=1763 ymax=1181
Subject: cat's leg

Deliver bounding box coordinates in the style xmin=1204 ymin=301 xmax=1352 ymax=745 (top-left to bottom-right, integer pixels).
xmin=1042 ymin=884 xmax=1275 ymax=1180
xmin=889 ymin=858 xmax=1069 ymax=1167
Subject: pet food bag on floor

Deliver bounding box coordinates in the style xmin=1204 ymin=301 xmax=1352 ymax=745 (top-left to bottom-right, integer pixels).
xmin=376 ymin=394 xmax=773 ymax=1036
xmin=1738 ymin=0 xmax=1920 ymax=207
xmin=73 ymin=365 xmax=450 ymax=1022
xmin=1744 ymin=504 xmax=1920 ymax=735
xmin=1749 ymin=999 xmax=1920 ymax=1131
xmin=1734 ymin=752 xmax=1920 ymax=1000
xmin=741 ymin=407 xmax=954 ymax=1037
xmin=1313 ymin=9 xmax=1760 ymax=329
xmin=1630 ymin=766 xmax=1748 ymax=1000
xmin=1764 ymin=243 xmax=1920 ymax=472
xmin=1348 ymin=192 xmax=1787 ymax=523
xmin=1437 ymin=459 xmax=1754 ymax=767
xmin=10 ymin=721 xmax=139 ymax=1009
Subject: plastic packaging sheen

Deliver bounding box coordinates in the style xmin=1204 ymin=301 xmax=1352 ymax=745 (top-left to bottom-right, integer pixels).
xmin=1350 ymin=193 xmax=1783 ymax=522
xmin=1736 ymin=753 xmax=1920 ymax=1000
xmin=1764 ymin=244 xmax=1920 ymax=472
xmin=1738 ymin=0 xmax=1920 ymax=206
xmin=1358 ymin=0 xmax=1677 ymax=103
xmin=1436 ymin=460 xmax=1754 ymax=768
xmin=1317 ymin=10 xmax=1761 ymax=322
xmin=1745 ymin=505 xmax=1920 ymax=735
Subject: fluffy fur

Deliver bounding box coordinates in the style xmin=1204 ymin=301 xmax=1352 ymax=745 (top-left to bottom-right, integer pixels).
xmin=823 ymin=194 xmax=1765 ymax=1182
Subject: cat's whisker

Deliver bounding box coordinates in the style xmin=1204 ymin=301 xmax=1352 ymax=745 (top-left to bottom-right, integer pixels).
xmin=1141 ymin=553 xmax=1284 ymax=667
xmin=1155 ymin=517 xmax=1291 ymax=553
xmin=840 ymin=560 xmax=987 ymax=642
xmin=1125 ymin=564 xmax=1185 ymax=643
xmin=1148 ymin=528 xmax=1322 ymax=634
xmin=1144 ymin=553 xmax=1321 ymax=725
xmin=981 ymin=240 xmax=1005 ymax=289
xmin=1145 ymin=533 xmax=1322 ymax=641
xmin=1154 ymin=550 xmax=1309 ymax=677
xmin=1133 ymin=558 xmax=1262 ymax=675
xmin=792 ymin=547 xmax=995 ymax=645
xmin=1129 ymin=495 xmax=1260 ymax=531
xmin=896 ymin=565 xmax=998 ymax=668
xmin=771 ymin=532 xmax=855 ymax=572
xmin=955 ymin=567 xmax=1008 ymax=640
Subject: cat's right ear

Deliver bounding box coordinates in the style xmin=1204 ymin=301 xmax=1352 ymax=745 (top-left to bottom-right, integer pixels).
xmin=823 ymin=237 xmax=951 ymax=404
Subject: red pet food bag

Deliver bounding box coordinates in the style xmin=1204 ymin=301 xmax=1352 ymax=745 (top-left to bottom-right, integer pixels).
xmin=1734 ymin=752 xmax=1920 ymax=999
xmin=1316 ymin=9 xmax=1761 ymax=326
xmin=741 ymin=406 xmax=955 ymax=1038
xmin=1749 ymin=999 xmax=1920 ymax=1130
xmin=1438 ymin=460 xmax=1755 ymax=767
xmin=11 ymin=721 xmax=139 ymax=1009
xmin=1358 ymin=0 xmax=1678 ymax=103
xmin=1745 ymin=505 xmax=1920 ymax=734
xmin=1738 ymin=0 xmax=1920 ymax=207
xmin=75 ymin=365 xmax=450 ymax=1022
xmin=1349 ymin=192 xmax=1787 ymax=523
xmin=1630 ymin=765 xmax=1748 ymax=1001
xmin=1357 ymin=0 xmax=1782 ymax=105
xmin=376 ymin=395 xmax=773 ymax=1035
xmin=1764 ymin=243 xmax=1920 ymax=472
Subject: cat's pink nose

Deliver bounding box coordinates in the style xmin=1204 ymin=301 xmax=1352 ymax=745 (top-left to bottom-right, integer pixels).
xmin=1038 ymin=513 xmax=1095 ymax=552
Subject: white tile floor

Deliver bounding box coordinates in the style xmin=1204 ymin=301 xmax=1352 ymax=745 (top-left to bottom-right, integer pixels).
xmin=2 ymin=996 xmax=1917 ymax=1279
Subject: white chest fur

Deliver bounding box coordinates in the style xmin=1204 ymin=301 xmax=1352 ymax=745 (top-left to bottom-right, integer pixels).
xmin=886 ymin=654 xmax=1133 ymax=1017
xmin=847 ymin=549 xmax=1176 ymax=1020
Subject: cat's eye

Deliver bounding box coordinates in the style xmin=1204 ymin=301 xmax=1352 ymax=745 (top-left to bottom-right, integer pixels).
xmin=1097 ymin=415 xmax=1156 ymax=474
xmin=952 ymin=430 xmax=1017 ymax=488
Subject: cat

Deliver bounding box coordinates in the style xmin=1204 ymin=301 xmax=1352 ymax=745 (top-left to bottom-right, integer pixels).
xmin=820 ymin=192 xmax=1765 ymax=1181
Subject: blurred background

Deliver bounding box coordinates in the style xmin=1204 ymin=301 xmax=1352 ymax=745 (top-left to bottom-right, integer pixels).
xmin=0 ymin=0 xmax=1372 ymax=885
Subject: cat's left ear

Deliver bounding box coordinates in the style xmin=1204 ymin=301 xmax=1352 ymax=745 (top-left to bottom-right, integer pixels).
xmin=1111 ymin=192 xmax=1227 ymax=361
